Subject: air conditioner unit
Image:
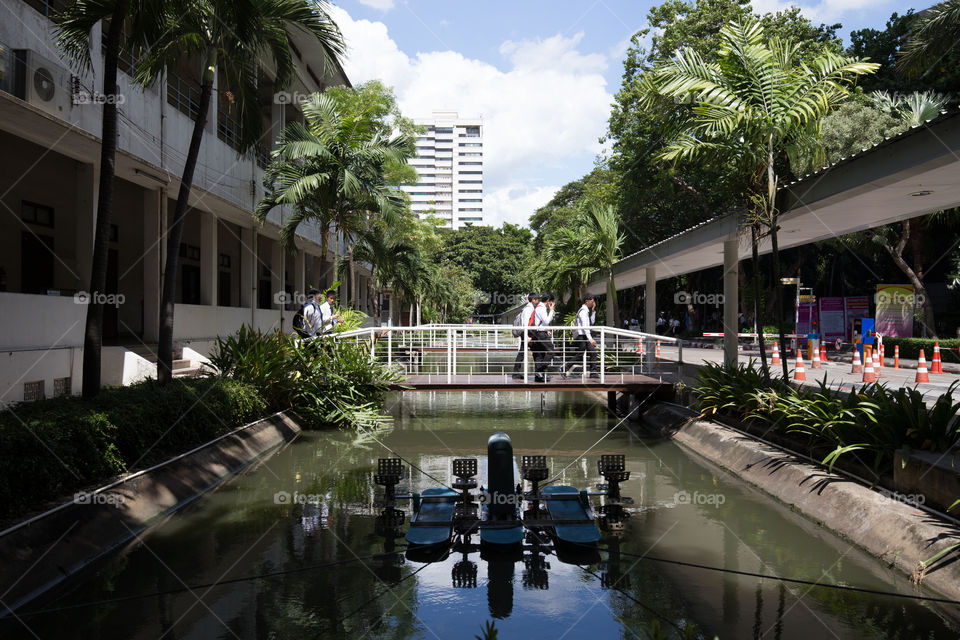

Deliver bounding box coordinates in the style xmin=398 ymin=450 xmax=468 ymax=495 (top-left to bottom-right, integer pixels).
xmin=21 ymin=50 xmax=71 ymax=116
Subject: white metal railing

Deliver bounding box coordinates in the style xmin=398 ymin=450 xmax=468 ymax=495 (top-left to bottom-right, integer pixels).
xmin=334 ymin=324 xmax=684 ymax=384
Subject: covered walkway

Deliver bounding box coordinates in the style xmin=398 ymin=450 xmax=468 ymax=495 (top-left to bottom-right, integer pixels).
xmin=588 ymin=111 xmax=960 ymax=366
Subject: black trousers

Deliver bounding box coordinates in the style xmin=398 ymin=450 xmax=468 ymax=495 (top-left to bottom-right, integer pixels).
xmin=567 ymin=335 xmax=598 ymax=372
xmin=531 ymin=331 xmax=555 ymax=374
xmin=513 ymin=337 xmax=532 ymax=373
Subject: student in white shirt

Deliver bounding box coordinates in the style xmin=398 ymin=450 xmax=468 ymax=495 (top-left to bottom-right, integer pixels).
xmin=512 ymin=292 xmax=540 ymax=379
xmin=563 ymin=294 xmax=599 ymax=378
xmin=532 ymin=292 xmax=556 ymax=382
xmin=317 ymin=291 xmax=341 ymax=335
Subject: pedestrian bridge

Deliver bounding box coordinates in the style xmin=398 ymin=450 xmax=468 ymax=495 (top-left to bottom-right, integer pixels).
xmin=335 ymin=324 xmax=682 ymax=397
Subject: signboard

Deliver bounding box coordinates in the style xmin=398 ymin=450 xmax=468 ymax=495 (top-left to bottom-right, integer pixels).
xmin=819 ymin=297 xmax=846 ymax=344
xmin=875 ymin=284 xmax=914 ymax=337
xmin=844 ymin=295 xmax=871 ymax=341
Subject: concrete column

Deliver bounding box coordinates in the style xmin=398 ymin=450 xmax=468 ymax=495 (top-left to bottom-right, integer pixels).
xmin=240 ymin=227 xmax=255 ymax=309
xmin=199 ymin=211 xmax=217 ymax=305
xmin=270 ymin=239 xmax=282 ymax=310
xmin=293 ymin=247 xmax=305 ymax=299
xmin=311 ymin=255 xmax=323 ymax=290
xmin=142 ymin=189 xmax=163 ymax=342
xmin=74 ymin=162 xmax=97 ymax=291
xmin=723 ymin=236 xmax=739 ymax=368
xmin=644 ymin=267 xmax=656 ymax=335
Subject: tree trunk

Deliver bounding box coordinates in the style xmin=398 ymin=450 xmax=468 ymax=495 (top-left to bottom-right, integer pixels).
xmin=158 ymin=59 xmax=215 ymax=384
xmin=766 ymin=140 xmax=788 ymax=379
xmin=606 ymin=270 xmax=619 ymax=327
xmin=347 ymin=238 xmax=356 ymax=307
xmin=320 ymin=228 xmax=329 ymax=289
xmin=81 ymin=0 xmax=129 ymax=398
xmin=752 ymin=224 xmax=769 ymax=380
xmin=882 ymin=221 xmax=937 ymax=337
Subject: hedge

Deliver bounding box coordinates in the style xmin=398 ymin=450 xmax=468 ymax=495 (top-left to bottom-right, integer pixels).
xmin=0 ymin=378 xmax=267 ymax=519
xmin=880 ymin=338 xmax=960 ymax=363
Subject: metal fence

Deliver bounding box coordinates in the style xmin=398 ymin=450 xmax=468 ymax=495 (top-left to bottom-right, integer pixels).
xmin=334 ymin=324 xmax=684 ymax=383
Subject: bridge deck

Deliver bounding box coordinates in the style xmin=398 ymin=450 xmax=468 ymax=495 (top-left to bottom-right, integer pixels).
xmin=391 ymin=373 xmax=673 ymax=394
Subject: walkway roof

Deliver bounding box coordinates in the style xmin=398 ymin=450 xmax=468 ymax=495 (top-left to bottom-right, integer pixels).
xmin=588 ymin=110 xmax=960 ymax=293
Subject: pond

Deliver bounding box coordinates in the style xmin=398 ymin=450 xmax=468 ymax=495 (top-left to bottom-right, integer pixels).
xmin=9 ymin=391 xmax=959 ymax=639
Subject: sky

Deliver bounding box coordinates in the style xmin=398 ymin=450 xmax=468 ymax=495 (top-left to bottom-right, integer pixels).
xmin=329 ymin=0 xmax=907 ymax=229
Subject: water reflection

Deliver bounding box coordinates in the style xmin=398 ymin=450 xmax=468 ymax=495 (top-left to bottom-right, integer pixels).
xmin=6 ymin=391 xmax=960 ymax=640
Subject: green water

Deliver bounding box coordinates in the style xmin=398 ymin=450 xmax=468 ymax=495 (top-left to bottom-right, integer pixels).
xmin=7 ymin=391 xmax=959 ymax=639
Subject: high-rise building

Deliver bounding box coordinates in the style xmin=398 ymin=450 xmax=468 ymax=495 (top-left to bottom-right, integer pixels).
xmin=403 ymin=111 xmax=484 ymax=229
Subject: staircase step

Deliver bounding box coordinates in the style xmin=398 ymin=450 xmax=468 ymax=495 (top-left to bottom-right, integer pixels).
xmin=172 ymin=358 xmax=192 ymax=370
xmin=172 ymin=366 xmax=203 ymax=378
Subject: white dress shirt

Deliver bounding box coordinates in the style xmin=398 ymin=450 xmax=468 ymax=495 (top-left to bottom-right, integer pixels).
xmin=574 ymin=304 xmax=596 ymax=340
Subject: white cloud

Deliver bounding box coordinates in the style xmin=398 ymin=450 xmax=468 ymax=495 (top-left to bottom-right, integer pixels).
xmin=484 ymin=184 xmax=560 ymax=229
xmin=355 ymin=0 xmax=395 ymax=12
xmin=750 ymin=0 xmax=896 ymax=27
xmin=329 ymin=7 xmax=612 ymax=227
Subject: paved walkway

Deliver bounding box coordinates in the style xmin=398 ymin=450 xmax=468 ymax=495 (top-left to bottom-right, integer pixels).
xmin=662 ymin=346 xmax=960 ymax=399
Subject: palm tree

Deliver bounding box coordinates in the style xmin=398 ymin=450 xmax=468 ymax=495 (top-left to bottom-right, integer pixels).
xmin=646 ymin=20 xmax=877 ymax=378
xmin=871 ymin=90 xmax=950 ymax=126
xmin=56 ymin=0 xmax=147 ymax=396
xmin=897 ymin=0 xmax=960 ymax=77
xmin=133 ymin=0 xmax=343 ymax=383
xmin=256 ymin=92 xmax=413 ymax=310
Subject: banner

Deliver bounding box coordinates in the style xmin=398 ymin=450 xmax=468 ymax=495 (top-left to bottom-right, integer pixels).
xmin=875 ymin=284 xmax=914 ymax=337
xmin=796 ymin=295 xmax=817 ymax=345
xmin=819 ymin=297 xmax=845 ymax=343
xmin=844 ymin=295 xmax=871 ymax=341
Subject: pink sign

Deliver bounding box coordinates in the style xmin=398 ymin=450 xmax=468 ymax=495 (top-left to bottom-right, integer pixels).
xmin=819 ymin=297 xmax=845 ymax=343
xmin=845 ymin=295 xmax=871 ymax=341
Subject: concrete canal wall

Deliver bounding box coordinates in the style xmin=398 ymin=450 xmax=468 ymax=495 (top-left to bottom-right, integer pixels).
xmin=639 ymin=402 xmax=960 ymax=603
xmin=0 ymin=411 xmax=302 ymax=614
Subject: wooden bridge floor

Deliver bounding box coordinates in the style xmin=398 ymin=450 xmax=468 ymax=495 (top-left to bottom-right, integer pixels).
xmin=390 ymin=373 xmax=674 ymax=394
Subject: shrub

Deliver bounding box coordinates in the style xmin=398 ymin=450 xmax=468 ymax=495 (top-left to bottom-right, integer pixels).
xmin=0 ymin=378 xmax=266 ymax=518
xmin=205 ymin=326 xmax=401 ymax=430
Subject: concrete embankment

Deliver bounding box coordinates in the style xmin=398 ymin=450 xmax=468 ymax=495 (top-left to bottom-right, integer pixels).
xmin=639 ymin=402 xmax=960 ymax=603
xmin=0 ymin=411 xmax=302 ymax=614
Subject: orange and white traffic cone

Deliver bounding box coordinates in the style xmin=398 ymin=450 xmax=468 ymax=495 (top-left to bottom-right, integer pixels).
xmin=811 ymin=342 xmax=821 ymax=369
xmin=932 ymin=342 xmax=943 ymax=374
xmin=894 ymin=345 xmax=900 ymax=369
xmin=794 ymin=351 xmax=806 ymax=381
xmin=850 ymin=349 xmax=862 ymax=374
xmin=862 ymin=349 xmax=876 ymax=383
xmin=771 ymin=341 xmax=781 ymax=366
xmin=820 ymin=343 xmax=828 ymax=365
xmin=656 ymin=340 xmax=662 ymax=359
xmin=876 ymin=345 xmax=884 ymax=378
xmin=638 ymin=339 xmax=644 ymax=355
xmin=916 ymin=349 xmax=930 ymax=383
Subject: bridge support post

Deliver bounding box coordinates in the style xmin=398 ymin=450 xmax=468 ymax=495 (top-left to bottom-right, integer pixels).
xmin=607 ymin=391 xmax=617 ymax=414
xmin=645 ymin=267 xmax=656 ymax=335
xmin=723 ymin=236 xmax=739 ymax=368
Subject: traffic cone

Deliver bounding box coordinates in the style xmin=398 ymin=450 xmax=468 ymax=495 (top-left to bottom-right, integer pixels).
xmin=916 ymin=350 xmax=930 ymax=383
xmin=894 ymin=345 xmax=900 ymax=369
xmin=771 ymin=342 xmax=781 ymax=366
xmin=638 ymin=339 xmax=644 ymax=355
xmin=811 ymin=343 xmax=821 ymax=369
xmin=876 ymin=344 xmax=884 ymax=378
xmin=794 ymin=351 xmax=806 ymax=381
xmin=862 ymin=349 xmax=876 ymax=383
xmin=820 ymin=343 xmax=828 ymax=365
xmin=656 ymin=340 xmax=662 ymax=359
xmin=850 ymin=349 xmax=862 ymax=374
xmin=932 ymin=342 xmax=943 ymax=374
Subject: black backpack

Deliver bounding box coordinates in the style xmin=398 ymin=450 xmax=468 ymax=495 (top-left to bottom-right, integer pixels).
xmin=293 ymin=302 xmax=312 ymax=334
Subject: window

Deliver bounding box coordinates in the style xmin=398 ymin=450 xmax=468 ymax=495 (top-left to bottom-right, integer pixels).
xmin=460 ymin=199 xmax=482 ymax=202
xmin=464 ymin=126 xmax=480 ymax=136
xmin=459 ymin=143 xmax=482 ymax=147
xmin=460 ymin=208 xmax=482 ymax=212
xmin=54 ymin=377 xmax=72 ymax=397
xmin=460 ymin=152 xmax=482 ymax=157
xmin=21 ymin=201 xmax=54 ymax=227
xmin=459 ymin=162 xmax=482 ymax=166
xmin=435 ymin=127 xmax=453 ymax=133
xmin=218 ymin=253 xmax=231 ymax=268
xmin=23 ymin=381 xmax=44 ymax=402
xmin=460 ymin=171 xmax=482 ymax=174
xmin=179 ymin=243 xmax=201 ymax=261
xmin=460 ymin=180 xmax=483 ymax=184
xmin=460 ymin=189 xmax=482 ymax=193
